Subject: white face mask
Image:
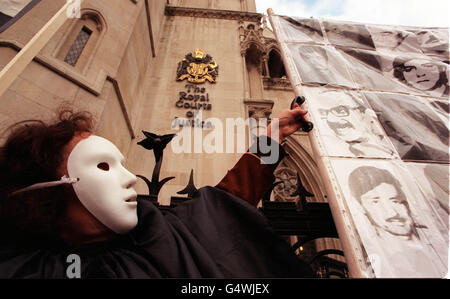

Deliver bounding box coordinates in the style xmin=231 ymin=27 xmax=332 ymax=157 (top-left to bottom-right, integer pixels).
xmin=67 ymin=135 xmax=138 ymax=234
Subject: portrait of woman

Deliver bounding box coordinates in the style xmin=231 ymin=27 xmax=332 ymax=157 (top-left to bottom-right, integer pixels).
xmin=392 ymin=56 xmax=449 ymax=97
xmin=287 ymin=44 xmax=355 ymax=87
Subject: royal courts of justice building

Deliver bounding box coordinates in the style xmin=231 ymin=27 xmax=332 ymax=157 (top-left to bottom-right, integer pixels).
xmin=0 ymin=0 xmax=383 ymax=277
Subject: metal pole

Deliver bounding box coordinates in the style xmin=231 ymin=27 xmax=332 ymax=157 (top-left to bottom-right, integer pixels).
xmin=267 ymin=8 xmax=366 ymax=278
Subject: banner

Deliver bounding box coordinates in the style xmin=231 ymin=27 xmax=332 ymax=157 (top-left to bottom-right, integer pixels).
xmin=269 ymin=13 xmax=449 ymax=278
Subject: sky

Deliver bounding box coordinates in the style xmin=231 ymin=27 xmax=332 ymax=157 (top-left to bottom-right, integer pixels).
xmin=255 ymin=0 xmax=450 ymax=27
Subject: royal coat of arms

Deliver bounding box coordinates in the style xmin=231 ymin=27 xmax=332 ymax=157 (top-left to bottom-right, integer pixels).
xmin=177 ymin=49 xmax=219 ymax=84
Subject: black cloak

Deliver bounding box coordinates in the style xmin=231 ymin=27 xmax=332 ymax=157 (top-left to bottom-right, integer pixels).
xmin=0 ymin=187 xmax=313 ymax=278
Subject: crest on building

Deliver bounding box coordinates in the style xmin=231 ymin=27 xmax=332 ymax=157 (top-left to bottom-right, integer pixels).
xmin=177 ymin=49 xmax=218 ymax=84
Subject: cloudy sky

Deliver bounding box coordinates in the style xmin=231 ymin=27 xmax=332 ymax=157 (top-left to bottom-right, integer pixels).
xmin=256 ymin=0 xmax=450 ymax=27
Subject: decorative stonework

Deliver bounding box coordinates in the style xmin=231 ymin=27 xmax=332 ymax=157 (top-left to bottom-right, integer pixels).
xmin=239 ymin=23 xmax=290 ymax=91
xmin=248 ymin=106 xmax=271 ymax=120
xmin=244 ymin=99 xmax=274 ymax=139
xmin=244 ymin=99 xmax=274 ymax=120
xmin=273 ymin=164 xmax=299 ymax=203
xmin=263 ymin=77 xmax=292 ymax=90
xmin=239 ymin=23 xmax=266 ymax=56
xmin=165 ymin=6 xmax=262 ymax=23
xmin=176 ymin=49 xmax=219 ymax=84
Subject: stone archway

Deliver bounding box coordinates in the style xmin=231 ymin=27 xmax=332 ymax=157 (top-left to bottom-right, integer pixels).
xmin=272 ymin=136 xmax=347 ymax=276
xmin=273 ymin=136 xmax=327 ymax=204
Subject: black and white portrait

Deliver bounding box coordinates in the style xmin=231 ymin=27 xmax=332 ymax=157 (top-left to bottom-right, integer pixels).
xmin=407 ymin=163 xmax=449 ymax=236
xmin=305 ymin=88 xmax=396 ymax=158
xmin=278 ymin=16 xmax=324 ymax=44
xmin=330 ymin=159 xmax=448 ymax=277
xmin=410 ymin=29 xmax=449 ymax=58
xmin=323 ymin=20 xmax=376 ymax=50
xmin=365 ymin=93 xmax=449 ymax=162
xmin=287 ymin=44 xmax=355 ymax=87
xmin=348 ymin=166 xmax=418 ymax=239
xmin=392 ymin=56 xmax=449 ymax=97
xmin=368 ymin=26 xmax=422 ymax=54
xmin=276 ymin=14 xmax=449 ymax=278
xmin=337 ymin=48 xmax=411 ymax=92
xmin=340 ymin=48 xmax=383 ymax=72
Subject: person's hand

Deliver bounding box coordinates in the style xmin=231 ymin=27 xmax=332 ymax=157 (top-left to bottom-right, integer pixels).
xmin=266 ymin=104 xmax=309 ymax=143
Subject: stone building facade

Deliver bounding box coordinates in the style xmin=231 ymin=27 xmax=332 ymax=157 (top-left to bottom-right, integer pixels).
xmin=0 ymin=0 xmax=346 ymax=277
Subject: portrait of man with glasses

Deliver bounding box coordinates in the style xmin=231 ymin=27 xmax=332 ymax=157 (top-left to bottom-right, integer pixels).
xmin=307 ymin=88 xmax=397 ymax=158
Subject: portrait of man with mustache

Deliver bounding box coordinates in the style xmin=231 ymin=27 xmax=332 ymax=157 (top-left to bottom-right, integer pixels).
xmin=312 ymin=89 xmax=396 ymax=158
xmin=344 ymin=165 xmax=446 ymax=277
xmin=349 ymin=166 xmax=418 ymax=239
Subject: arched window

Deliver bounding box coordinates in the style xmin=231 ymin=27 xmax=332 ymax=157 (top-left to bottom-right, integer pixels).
xmin=56 ymin=10 xmax=105 ymax=72
xmin=63 ymin=26 xmax=92 ymax=66
xmin=268 ymin=49 xmax=286 ymax=78
xmin=245 ymin=43 xmax=264 ymax=99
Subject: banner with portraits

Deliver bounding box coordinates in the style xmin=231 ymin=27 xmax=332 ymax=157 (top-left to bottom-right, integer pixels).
xmin=275 ymin=16 xmax=450 ymax=98
xmin=270 ymin=14 xmax=449 ymax=277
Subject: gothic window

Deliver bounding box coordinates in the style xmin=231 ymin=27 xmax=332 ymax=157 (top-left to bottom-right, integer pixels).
xmin=56 ymin=11 xmax=105 ymax=71
xmin=63 ymin=26 xmax=92 ymax=66
xmin=245 ymin=44 xmax=264 ymax=99
xmin=268 ymin=49 xmax=286 ymax=78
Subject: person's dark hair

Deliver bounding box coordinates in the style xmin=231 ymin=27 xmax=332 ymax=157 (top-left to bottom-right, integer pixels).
xmin=324 ymin=22 xmax=376 ymax=49
xmin=394 ymin=32 xmax=408 ymax=47
xmin=343 ymin=48 xmax=382 ymax=71
xmin=348 ymin=166 xmax=407 ymax=205
xmin=348 ymin=166 xmax=423 ymax=239
xmin=392 ymin=57 xmax=449 ymax=94
xmin=0 ymin=109 xmax=93 ymax=246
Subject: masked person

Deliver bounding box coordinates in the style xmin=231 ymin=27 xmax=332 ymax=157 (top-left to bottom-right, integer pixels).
xmin=0 ymin=106 xmax=314 ymax=278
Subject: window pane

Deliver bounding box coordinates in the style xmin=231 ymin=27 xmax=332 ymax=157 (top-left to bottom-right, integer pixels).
xmin=64 ymin=27 xmax=92 ymax=66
